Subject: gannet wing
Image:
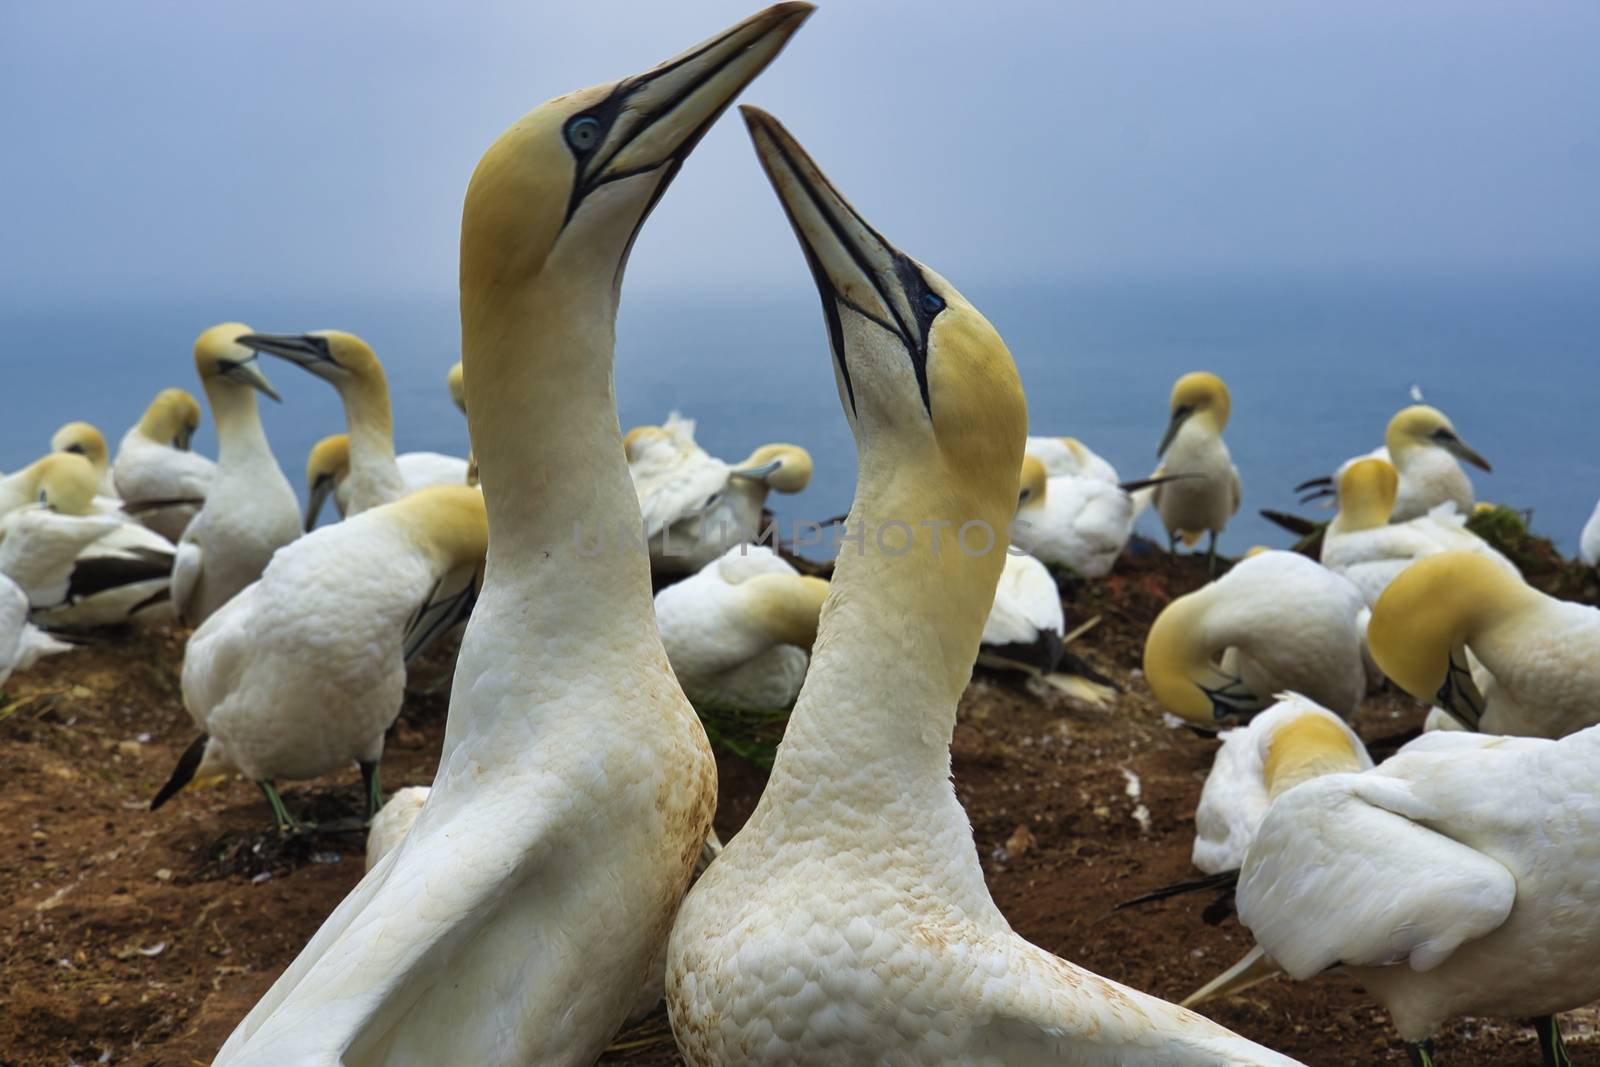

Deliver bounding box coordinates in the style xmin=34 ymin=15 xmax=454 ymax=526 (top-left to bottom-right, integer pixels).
xmin=170 ymin=514 xmax=204 ymax=624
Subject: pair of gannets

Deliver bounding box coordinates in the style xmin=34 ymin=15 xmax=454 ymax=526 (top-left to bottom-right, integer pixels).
xmin=1145 ymin=549 xmax=1368 ymax=723
xmin=303 ymin=434 xmax=470 ymax=531
xmin=1370 ymin=550 xmax=1600 ymax=738
xmin=212 ymin=8 xmax=805 ymax=1064
xmin=1151 ymin=372 xmax=1242 ymax=568
xmin=1319 ymin=457 xmax=1518 ymax=607
xmin=655 ymin=544 xmax=827 ymax=710
xmin=172 ymin=324 xmax=300 ymax=627
xmin=153 ymin=484 xmax=487 ymax=826
xmin=666 ymin=108 xmax=1296 ymax=1065
xmin=1297 ymin=404 xmax=1491 ymax=521
xmin=113 ymin=388 xmax=214 ymax=542
xmin=627 ymin=413 xmax=812 ymax=574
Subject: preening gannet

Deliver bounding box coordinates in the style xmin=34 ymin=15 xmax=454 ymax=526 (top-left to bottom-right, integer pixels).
xmin=211 ymin=8 xmax=808 ymax=1064
xmin=50 ymin=421 xmax=118 ymax=498
xmin=1296 ymin=405 xmax=1491 ymax=521
xmin=302 ymin=433 xmax=470 ymax=531
xmin=1369 ymin=550 xmax=1600 ymax=738
xmin=1151 ymin=372 xmax=1241 ymax=570
xmin=655 ymin=544 xmax=826 ymax=710
xmin=1013 ymin=454 xmax=1141 ymax=578
xmin=628 ymin=413 xmax=813 ymax=574
xmin=171 ymin=323 xmax=300 ymax=627
xmin=153 ymin=485 xmax=487 ymax=826
xmin=112 ymin=388 xmax=214 ymax=542
xmin=0 ymin=573 xmax=74 ymax=686
xmin=1224 ymin=725 xmax=1600 ymax=1065
xmin=1144 ymin=549 xmax=1367 ymax=724
xmin=235 ymin=330 xmax=409 ymax=517
xmin=0 ymin=454 xmax=176 ymax=629
xmin=665 ymin=107 xmax=1298 ymax=1067
xmin=1025 ymin=433 xmax=1118 ymax=483
xmin=1319 ymin=457 xmax=1518 ymax=608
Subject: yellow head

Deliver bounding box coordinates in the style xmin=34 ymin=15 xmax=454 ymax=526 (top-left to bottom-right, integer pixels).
xmin=50 ymin=421 xmax=109 ymax=474
xmin=743 ymin=107 xmax=1027 ymax=700
xmin=1368 ymin=550 xmax=1530 ymax=726
xmin=303 ymin=433 xmax=351 ymax=531
xmin=1158 ymin=371 xmax=1231 ymax=457
xmin=1331 ymin=457 xmax=1399 ymax=532
xmin=1385 ymin=404 xmax=1491 ymax=472
xmin=194 ymin=322 xmax=280 ymax=401
xmin=233 ymin=330 xmax=383 ymax=390
xmin=1018 ymin=455 xmax=1049 ymax=512
xmin=1142 ymin=585 xmax=1265 ymax=726
xmin=447 ymin=361 xmax=466 ymax=415
xmin=33 ymin=452 xmax=100 ymax=515
xmin=740 ymin=572 xmax=831 ymax=649
xmin=733 ymin=443 xmax=813 ymax=493
xmin=388 ymin=484 xmax=490 ymax=575
xmin=1261 ymin=709 xmax=1366 ymax=798
xmin=137 ymin=388 xmax=204 ymax=450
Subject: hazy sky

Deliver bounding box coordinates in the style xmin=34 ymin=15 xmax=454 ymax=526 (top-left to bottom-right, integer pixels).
xmin=3 ymin=1 xmax=1597 ymax=304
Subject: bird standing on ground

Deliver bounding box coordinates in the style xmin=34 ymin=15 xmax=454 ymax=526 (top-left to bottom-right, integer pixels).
xmin=666 ymin=107 xmax=1299 ymax=1067
xmin=171 ymin=323 xmax=299 ymax=627
xmin=210 ymin=8 xmax=809 ymax=1064
xmin=1153 ymin=371 xmax=1241 ymax=572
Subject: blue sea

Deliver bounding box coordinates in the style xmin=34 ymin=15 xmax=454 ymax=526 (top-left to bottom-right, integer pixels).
xmin=3 ymin=270 xmax=1596 ymax=557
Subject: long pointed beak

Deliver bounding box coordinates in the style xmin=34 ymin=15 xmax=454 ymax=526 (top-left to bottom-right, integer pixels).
xmin=304 ymin=477 xmax=335 ymax=532
xmin=222 ymin=354 xmax=283 ymax=403
xmin=730 ymin=458 xmax=782 ymax=480
xmin=1444 ymin=437 xmax=1492 ymax=473
xmin=236 ymin=333 xmax=336 ymax=372
xmin=741 ymin=106 xmax=937 ymax=414
xmin=569 ymin=3 xmax=813 ymax=219
xmin=1158 ymin=407 xmax=1192 ymax=458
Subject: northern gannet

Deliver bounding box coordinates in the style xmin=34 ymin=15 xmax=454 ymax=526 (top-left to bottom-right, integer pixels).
xmin=112 ymin=388 xmax=214 ymax=542
xmin=1222 ymin=725 xmax=1600 ymax=1065
xmin=655 ymin=544 xmax=826 ymax=710
xmin=302 ymin=433 xmax=471 ymax=531
xmin=1152 ymin=372 xmax=1241 ymax=572
xmin=1025 ymin=433 xmax=1118 ymax=483
xmin=152 ymin=484 xmax=487 ymax=826
xmin=235 ymin=330 xmax=409 ymax=517
xmin=1369 ymin=550 xmax=1600 ymax=738
xmin=1296 ymin=405 xmax=1491 ymax=521
xmin=665 ymin=107 xmax=1299 ymax=1067
xmin=627 ymin=413 xmax=813 ymax=574
xmin=1144 ymin=549 xmax=1368 ymax=724
xmin=979 ymin=547 xmax=1117 ymax=705
xmin=171 ymin=323 xmax=300 ymax=627
xmin=0 ymin=572 xmax=74 ymax=686
xmin=1319 ymin=457 xmax=1517 ymax=608
xmin=50 ymin=421 xmax=118 ymax=498
xmin=1013 ymin=453 xmax=1140 ymax=578
xmin=211 ymin=8 xmax=809 ymax=1064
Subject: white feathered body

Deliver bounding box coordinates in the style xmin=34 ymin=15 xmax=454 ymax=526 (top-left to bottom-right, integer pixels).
xmin=1025 ymin=435 xmax=1118 ymax=484
xmin=1581 ymin=497 xmax=1600 ymax=568
xmin=0 ymin=574 xmax=74 ymax=686
xmin=982 ymin=551 xmax=1064 ymax=648
xmin=1154 ymin=422 xmax=1241 ymax=542
xmin=0 ymin=507 xmax=175 ymax=628
xmin=631 ymin=415 xmax=767 ymax=574
xmin=1238 ymin=726 xmax=1600 ymax=1042
xmin=328 ymin=452 xmax=471 ymax=520
xmin=1015 ymin=475 xmax=1135 ymax=578
xmin=1468 ymin=597 xmax=1600 ymax=739
xmin=173 ymin=445 xmax=299 ymax=627
xmin=112 ymin=425 xmax=215 ymax=542
xmin=1320 ymin=504 xmax=1517 ymax=607
xmin=365 ymin=785 xmax=430 ymax=872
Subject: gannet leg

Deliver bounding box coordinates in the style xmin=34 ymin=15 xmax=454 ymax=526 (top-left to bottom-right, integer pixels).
xmin=1207 ymin=530 xmax=1219 ymax=577
xmin=359 ymin=759 xmax=384 ymax=819
xmin=1406 ymin=1038 xmax=1436 ymax=1066
xmin=257 ymin=779 xmax=300 ymax=831
xmin=1533 ymin=1016 xmax=1573 ymax=1067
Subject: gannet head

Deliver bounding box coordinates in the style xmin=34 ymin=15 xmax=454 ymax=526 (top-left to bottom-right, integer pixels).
xmin=740 ymin=572 xmax=831 ymax=648
xmin=303 ymin=433 xmax=351 ymax=531
xmin=732 ymin=443 xmax=813 ymax=493
xmin=446 ymin=361 xmax=466 ymax=415
xmin=1260 ymin=702 xmax=1366 ymax=798
xmin=137 ymin=388 xmax=204 ymax=450
xmin=194 ymin=322 xmax=280 ymax=401
xmin=1158 ymin=372 xmax=1231 ymax=458
xmin=234 ymin=330 xmax=381 ymax=390
xmin=34 ymin=452 xmax=100 ymax=515
xmin=1143 ymin=583 xmax=1265 ymax=728
xmin=623 ymin=424 xmax=668 ymax=463
xmin=1330 ymin=457 xmax=1398 ymax=532
xmin=458 ymin=3 xmax=812 ymax=337
xmin=1385 ymin=404 xmax=1491 ymax=472
xmin=1017 ymin=455 xmax=1049 ymax=515
xmin=390 ymin=484 xmax=490 ymax=576
xmin=50 ymin=422 xmax=109 ymax=474
xmin=1368 ymin=550 xmax=1530 ymax=726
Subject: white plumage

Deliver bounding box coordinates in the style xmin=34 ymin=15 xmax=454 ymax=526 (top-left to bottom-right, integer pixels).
xmin=0 ymin=506 xmax=175 ymax=629
xmin=1581 ymin=496 xmax=1600 ymax=567
xmin=1024 ymin=434 xmax=1118 ymax=483
xmin=364 ymin=785 xmax=430 ymax=872
xmin=0 ymin=573 xmax=74 ymax=687
xmin=1013 ymin=456 xmax=1139 ymax=578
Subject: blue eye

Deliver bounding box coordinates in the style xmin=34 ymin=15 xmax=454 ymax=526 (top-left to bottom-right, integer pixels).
xmin=921 ymin=292 xmax=945 ymax=315
xmin=565 ymin=116 xmax=602 ymax=153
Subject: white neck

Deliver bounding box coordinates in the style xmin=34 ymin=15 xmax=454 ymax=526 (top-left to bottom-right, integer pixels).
xmin=340 ymin=374 xmax=406 ymax=514
xmin=205 ymin=380 xmax=277 ymax=470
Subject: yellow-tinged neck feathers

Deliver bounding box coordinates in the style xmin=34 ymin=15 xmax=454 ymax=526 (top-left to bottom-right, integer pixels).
xmin=136 ymin=388 xmax=203 ymax=450
xmin=1018 ymin=454 xmax=1048 ymax=509
xmin=1262 ymin=712 xmax=1363 ymax=798
xmin=384 ymin=485 xmax=488 ymax=573
xmin=447 ymin=361 xmax=466 ymax=415
xmin=1331 ymin=457 xmax=1398 ymax=532
xmin=33 ymin=452 xmax=100 ymax=515
xmin=1143 ymin=587 xmax=1256 ymax=726
xmin=740 ymin=573 xmax=830 ymax=649
xmin=51 ymin=422 xmax=109 ymax=474
xmin=1368 ymin=550 xmax=1534 ymax=706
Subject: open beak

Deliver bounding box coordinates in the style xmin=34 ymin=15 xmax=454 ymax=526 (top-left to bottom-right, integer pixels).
xmin=1443 ymin=437 xmax=1492 ymax=473
xmin=221 ymin=354 xmax=282 ymax=402
xmin=304 ymin=475 xmax=335 ymax=533
xmin=566 ymin=3 xmax=813 ymax=225
xmin=237 ymin=333 xmax=340 ymax=381
xmin=1157 ymin=407 xmax=1193 ymax=459
xmin=741 ymin=106 xmax=937 ymax=416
